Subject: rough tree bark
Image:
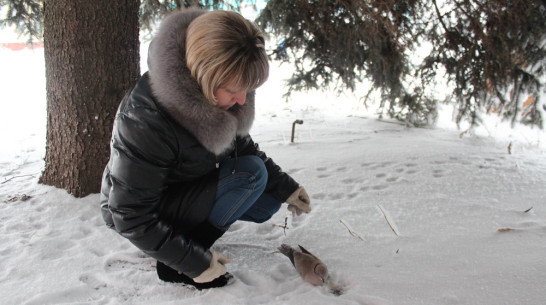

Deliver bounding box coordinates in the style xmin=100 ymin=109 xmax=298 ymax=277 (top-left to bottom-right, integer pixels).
xmin=40 ymin=0 xmax=140 ymax=197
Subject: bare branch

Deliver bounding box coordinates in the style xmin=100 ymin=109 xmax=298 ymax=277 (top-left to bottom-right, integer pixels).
xmin=272 ymin=216 xmax=289 ymax=236
xmin=2 ymin=173 xmax=39 ymax=184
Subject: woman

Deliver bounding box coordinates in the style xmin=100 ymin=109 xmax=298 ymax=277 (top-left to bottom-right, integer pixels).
xmin=100 ymin=9 xmax=311 ymax=290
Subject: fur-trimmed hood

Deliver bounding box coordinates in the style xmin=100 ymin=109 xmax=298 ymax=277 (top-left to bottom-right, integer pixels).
xmin=147 ymin=9 xmax=255 ymax=156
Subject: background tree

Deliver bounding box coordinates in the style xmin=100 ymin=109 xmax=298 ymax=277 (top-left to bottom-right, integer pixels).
xmin=258 ymin=0 xmax=546 ymax=128
xmin=0 ymin=0 xmax=248 ymax=197
xmin=422 ymin=0 xmax=546 ymax=128
xmin=2 ymin=0 xmax=545 ymax=196
xmin=39 ymin=0 xmax=140 ymax=197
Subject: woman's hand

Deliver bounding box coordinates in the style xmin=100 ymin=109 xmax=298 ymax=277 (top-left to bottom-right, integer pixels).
xmin=286 ymin=186 xmax=311 ymax=216
xmin=193 ymin=251 xmax=231 ymax=283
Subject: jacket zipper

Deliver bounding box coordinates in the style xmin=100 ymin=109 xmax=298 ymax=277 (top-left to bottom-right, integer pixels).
xmin=231 ymin=138 xmax=237 ymax=174
xmin=215 ymin=138 xmax=237 ymax=174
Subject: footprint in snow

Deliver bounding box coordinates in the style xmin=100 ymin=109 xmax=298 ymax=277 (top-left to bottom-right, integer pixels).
xmin=287 ymin=168 xmax=304 ymax=175
xmin=433 ymin=169 xmax=444 ymax=178
xmin=312 ymin=193 xmax=327 ymax=200
xmin=104 ymin=253 xmax=155 ymax=273
xmin=79 ymin=273 xmax=107 ymax=291
xmin=341 ymin=178 xmax=359 ymax=184
xmin=372 ymin=184 xmax=388 ymax=191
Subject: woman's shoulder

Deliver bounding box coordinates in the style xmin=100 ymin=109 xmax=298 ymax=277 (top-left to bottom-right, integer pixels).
xmin=112 ymin=74 xmax=181 ymax=161
xmin=118 ymin=72 xmax=159 ymax=112
xmin=117 ymin=73 xmax=181 ymax=132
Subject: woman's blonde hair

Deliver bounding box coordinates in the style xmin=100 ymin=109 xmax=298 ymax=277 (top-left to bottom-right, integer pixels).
xmin=186 ymin=10 xmax=269 ymax=105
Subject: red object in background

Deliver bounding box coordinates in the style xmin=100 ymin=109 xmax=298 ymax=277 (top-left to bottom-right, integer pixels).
xmin=0 ymin=42 xmax=44 ymax=50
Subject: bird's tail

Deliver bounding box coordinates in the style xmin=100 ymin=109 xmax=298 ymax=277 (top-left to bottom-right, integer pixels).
xmin=278 ymin=244 xmax=295 ymax=266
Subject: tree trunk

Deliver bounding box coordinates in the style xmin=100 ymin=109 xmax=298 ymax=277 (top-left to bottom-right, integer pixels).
xmin=41 ymin=0 xmax=140 ymax=197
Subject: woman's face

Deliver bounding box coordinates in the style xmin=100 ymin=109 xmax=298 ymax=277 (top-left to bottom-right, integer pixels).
xmin=214 ymin=85 xmax=247 ymax=111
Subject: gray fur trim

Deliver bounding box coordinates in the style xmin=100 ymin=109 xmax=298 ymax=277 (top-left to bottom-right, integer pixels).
xmin=147 ymin=9 xmax=255 ymax=156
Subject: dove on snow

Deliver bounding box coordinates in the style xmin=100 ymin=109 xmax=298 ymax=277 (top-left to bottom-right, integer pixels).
xmin=278 ymin=244 xmax=329 ymax=286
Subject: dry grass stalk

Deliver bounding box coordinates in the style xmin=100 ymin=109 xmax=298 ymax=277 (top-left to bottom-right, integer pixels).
xmin=339 ymin=219 xmax=364 ymax=241
xmin=377 ymin=204 xmax=400 ymax=237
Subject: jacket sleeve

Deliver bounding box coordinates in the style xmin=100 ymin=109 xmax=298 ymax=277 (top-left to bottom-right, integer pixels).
xmin=236 ymin=135 xmax=299 ymax=201
xmin=105 ymin=105 xmax=210 ymax=278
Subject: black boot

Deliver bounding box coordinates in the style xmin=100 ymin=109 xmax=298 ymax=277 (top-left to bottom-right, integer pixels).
xmin=157 ymin=221 xmax=230 ymax=288
xmin=186 ymin=220 xmax=227 ymax=250
xmin=156 ymin=260 xmax=233 ymax=290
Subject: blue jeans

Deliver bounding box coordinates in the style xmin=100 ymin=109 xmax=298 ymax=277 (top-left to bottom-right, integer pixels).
xmin=208 ymin=155 xmax=282 ymax=229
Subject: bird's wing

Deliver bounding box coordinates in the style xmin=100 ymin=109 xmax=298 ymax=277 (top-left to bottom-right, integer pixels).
xmin=298 ymin=245 xmax=319 ymax=260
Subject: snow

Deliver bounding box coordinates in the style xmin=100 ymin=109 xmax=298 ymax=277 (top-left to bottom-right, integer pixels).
xmin=1 ymin=44 xmax=546 ymax=305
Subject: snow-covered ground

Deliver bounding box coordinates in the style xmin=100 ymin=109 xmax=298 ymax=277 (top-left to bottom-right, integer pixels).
xmin=1 ymin=44 xmax=545 ymax=305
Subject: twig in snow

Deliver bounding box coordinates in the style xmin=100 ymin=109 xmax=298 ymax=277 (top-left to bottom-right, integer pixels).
xmin=3 ymin=194 xmax=32 ymax=203
xmin=272 ymin=216 xmax=289 ymax=236
xmin=507 ymin=142 xmax=512 ymax=155
xmin=2 ymin=173 xmax=38 ymax=184
xmin=524 ymin=207 xmax=533 ymax=213
xmin=339 ymin=219 xmax=364 ymax=241
xmin=376 ymin=204 xmax=400 ymax=237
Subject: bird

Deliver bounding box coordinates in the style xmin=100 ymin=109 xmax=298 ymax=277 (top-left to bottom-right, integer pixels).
xmin=278 ymin=244 xmax=329 ymax=286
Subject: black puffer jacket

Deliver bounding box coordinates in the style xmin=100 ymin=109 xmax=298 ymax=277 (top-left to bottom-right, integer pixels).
xmin=100 ymin=9 xmax=299 ymax=278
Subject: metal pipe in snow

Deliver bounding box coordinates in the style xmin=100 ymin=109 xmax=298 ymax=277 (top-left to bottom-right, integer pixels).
xmin=291 ymin=120 xmax=304 ymax=143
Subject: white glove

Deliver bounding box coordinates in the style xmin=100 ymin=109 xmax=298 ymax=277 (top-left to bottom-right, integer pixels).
xmin=286 ymin=186 xmax=311 ymax=216
xmin=193 ymin=251 xmax=231 ymax=283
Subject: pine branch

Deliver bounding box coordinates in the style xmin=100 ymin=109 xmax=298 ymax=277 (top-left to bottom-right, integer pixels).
xmin=432 ymin=0 xmax=449 ymax=34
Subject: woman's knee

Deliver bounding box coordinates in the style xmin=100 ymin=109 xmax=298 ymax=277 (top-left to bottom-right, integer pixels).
xmin=238 ymin=155 xmax=267 ymax=188
xmin=240 ymin=196 xmax=282 ymax=223
xmin=254 ymin=200 xmax=282 ymax=223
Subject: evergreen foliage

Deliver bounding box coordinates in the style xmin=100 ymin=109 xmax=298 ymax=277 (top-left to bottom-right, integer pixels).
xmin=258 ymin=0 xmax=546 ymax=128
xmin=0 ymin=0 xmax=42 ymax=42
xmin=0 ymin=1 xmax=250 ymax=39
xmin=422 ymin=0 xmax=546 ymax=128
xmin=140 ymin=0 xmax=250 ymax=33
xmin=258 ymin=0 xmax=432 ymax=126
xmin=2 ymin=0 xmax=545 ymax=128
